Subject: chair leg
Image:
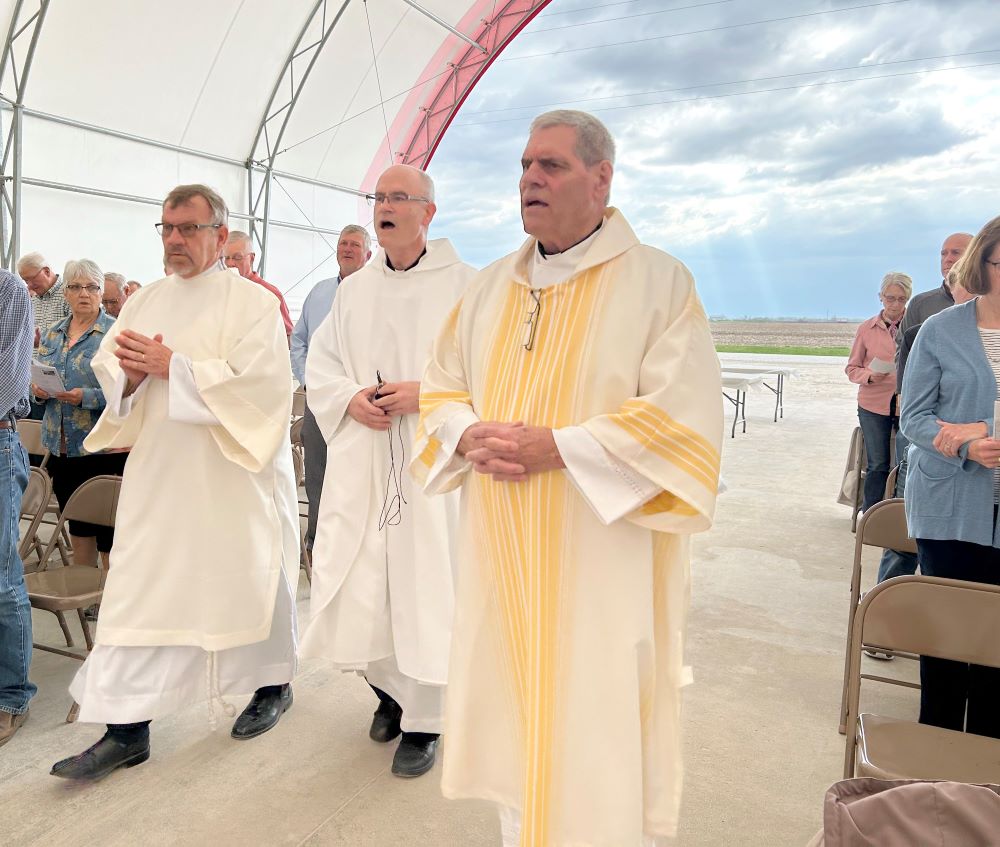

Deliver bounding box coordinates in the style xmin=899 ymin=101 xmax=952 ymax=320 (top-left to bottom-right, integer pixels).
xmin=66 ymin=701 xmax=80 ymax=723
xmin=77 ymin=608 xmax=94 ymax=650
xmin=54 ymin=611 xmax=75 ymax=648
xmin=302 ymin=545 xmax=312 ymax=584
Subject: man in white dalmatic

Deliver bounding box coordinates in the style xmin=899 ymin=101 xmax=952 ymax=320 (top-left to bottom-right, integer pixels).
xmin=50 ymin=184 xmax=300 ymax=781
xmin=300 ymin=165 xmax=475 ymax=777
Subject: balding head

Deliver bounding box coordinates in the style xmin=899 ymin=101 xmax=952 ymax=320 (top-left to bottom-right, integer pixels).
xmin=372 ymin=165 xmax=436 ymax=269
xmin=941 ymin=232 xmax=973 ymax=278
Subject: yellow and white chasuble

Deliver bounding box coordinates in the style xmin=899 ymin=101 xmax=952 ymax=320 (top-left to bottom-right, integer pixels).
xmin=412 ymin=209 xmax=723 ymax=846
xmin=300 ymin=240 xmax=475 ymax=731
xmin=70 ymin=267 xmax=300 ymax=723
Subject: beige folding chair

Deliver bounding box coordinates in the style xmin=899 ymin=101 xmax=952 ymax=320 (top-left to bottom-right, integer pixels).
xmin=850 ymin=427 xmax=866 ymax=532
xmin=884 ymin=464 xmax=899 ymax=500
xmin=25 ymin=475 xmax=121 ymax=661
xmin=18 ymin=467 xmax=51 ymax=567
xmin=838 ymin=498 xmax=918 ymax=733
xmin=844 ymin=575 xmax=1000 ymax=782
xmin=290 ymin=446 xmax=311 ymax=583
xmin=292 ymin=388 xmax=306 ymax=419
xmin=17 ymin=418 xmax=49 ymax=469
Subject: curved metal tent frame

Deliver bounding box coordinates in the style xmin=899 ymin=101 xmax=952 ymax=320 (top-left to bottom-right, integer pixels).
xmin=0 ymin=0 xmax=550 ymax=300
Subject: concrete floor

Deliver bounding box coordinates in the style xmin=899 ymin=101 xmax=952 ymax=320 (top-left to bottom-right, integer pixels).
xmin=1 ymin=354 xmax=921 ymax=846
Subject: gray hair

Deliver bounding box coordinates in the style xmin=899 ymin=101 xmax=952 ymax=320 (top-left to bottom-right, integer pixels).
xmin=880 ymin=271 xmax=912 ymax=299
xmin=64 ymin=258 xmax=105 ymax=291
xmin=226 ymin=230 xmax=253 ymax=250
xmin=104 ymin=272 xmax=126 ymax=290
xmin=530 ymin=109 xmax=616 ymax=166
xmin=16 ymin=250 xmax=48 ymax=274
xmin=164 ymin=183 xmax=229 ymax=226
xmin=340 ymin=224 xmax=372 ymax=252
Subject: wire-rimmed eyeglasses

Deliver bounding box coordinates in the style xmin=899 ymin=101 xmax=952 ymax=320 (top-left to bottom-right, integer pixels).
xmin=154 ymin=222 xmax=222 ymax=238
xmin=365 ymin=192 xmax=431 ymax=208
xmin=523 ymin=288 xmax=541 ymax=352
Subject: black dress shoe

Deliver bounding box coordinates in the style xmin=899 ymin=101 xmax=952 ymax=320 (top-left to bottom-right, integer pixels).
xmin=51 ymin=734 xmax=150 ymax=781
xmin=391 ymin=732 xmax=439 ymax=778
xmin=369 ymin=696 xmax=403 ymax=743
xmin=231 ymin=684 xmax=292 ymax=740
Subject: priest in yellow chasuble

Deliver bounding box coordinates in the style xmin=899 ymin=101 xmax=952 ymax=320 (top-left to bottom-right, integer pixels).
xmin=50 ymin=184 xmax=300 ymax=782
xmin=412 ymin=112 xmax=723 ymax=846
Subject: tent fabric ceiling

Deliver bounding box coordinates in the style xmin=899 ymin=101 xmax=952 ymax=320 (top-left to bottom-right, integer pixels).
xmin=0 ymin=0 xmax=549 ymax=307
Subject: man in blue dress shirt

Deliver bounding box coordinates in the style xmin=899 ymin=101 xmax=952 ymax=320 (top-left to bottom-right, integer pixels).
xmin=291 ymin=224 xmax=372 ymax=551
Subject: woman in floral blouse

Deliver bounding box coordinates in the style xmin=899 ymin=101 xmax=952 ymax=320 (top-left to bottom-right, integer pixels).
xmin=33 ymin=259 xmax=126 ymax=567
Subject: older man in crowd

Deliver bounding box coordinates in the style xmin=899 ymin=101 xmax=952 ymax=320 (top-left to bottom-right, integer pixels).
xmin=17 ymin=251 xmax=69 ymax=340
xmin=102 ymin=273 xmax=128 ymax=318
xmin=223 ymin=231 xmax=293 ymax=340
xmin=125 ymin=281 xmax=142 ymax=297
xmin=876 ymin=231 xmax=973 ymax=585
xmin=301 ymin=165 xmax=475 ymax=778
xmin=0 ymin=269 xmax=36 ymax=748
xmin=290 ymin=224 xmax=372 ymax=553
xmin=49 ymin=184 xmax=299 ymax=781
xmin=413 ymin=110 xmax=723 ymax=845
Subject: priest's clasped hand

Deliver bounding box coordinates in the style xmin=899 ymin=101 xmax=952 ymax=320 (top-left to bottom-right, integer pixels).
xmin=114 ymin=330 xmax=173 ymax=393
xmin=348 ymin=387 xmax=393 ymax=431
xmin=372 ymin=381 xmax=420 ymax=417
xmin=459 ymin=422 xmax=566 ymax=482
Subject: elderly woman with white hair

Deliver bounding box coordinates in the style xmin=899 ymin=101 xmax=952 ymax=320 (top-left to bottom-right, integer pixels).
xmin=846 ymin=271 xmax=913 ymax=512
xmin=32 ymin=259 xmax=126 ymax=567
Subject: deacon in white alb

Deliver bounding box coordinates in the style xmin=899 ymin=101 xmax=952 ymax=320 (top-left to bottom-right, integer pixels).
xmin=50 ymin=184 xmax=300 ymax=782
xmin=301 ymin=165 xmax=475 ymax=778
xmin=412 ymin=111 xmax=724 ymax=846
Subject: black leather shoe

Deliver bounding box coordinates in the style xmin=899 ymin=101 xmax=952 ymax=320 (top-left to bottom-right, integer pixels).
xmin=369 ymin=696 xmax=403 ymax=743
xmin=231 ymin=684 xmax=292 ymax=740
xmin=391 ymin=732 xmax=439 ymax=778
xmin=50 ymin=734 xmax=150 ymax=781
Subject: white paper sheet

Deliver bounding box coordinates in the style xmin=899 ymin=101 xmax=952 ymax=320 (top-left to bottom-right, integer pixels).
xmin=31 ymin=360 xmax=66 ymax=394
xmin=869 ymin=357 xmax=894 ymax=374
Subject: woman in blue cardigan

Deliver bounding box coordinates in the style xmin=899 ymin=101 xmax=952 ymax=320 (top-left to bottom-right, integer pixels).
xmin=900 ymin=214 xmax=1000 ymax=739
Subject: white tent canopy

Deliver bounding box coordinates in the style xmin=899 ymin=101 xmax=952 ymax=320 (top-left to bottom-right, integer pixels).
xmin=0 ymin=0 xmax=549 ymax=311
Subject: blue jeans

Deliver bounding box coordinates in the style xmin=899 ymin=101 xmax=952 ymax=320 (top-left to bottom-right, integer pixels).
xmin=876 ymin=429 xmax=919 ymax=582
xmin=857 ymin=406 xmax=894 ymax=512
xmin=0 ymin=428 xmax=36 ymax=715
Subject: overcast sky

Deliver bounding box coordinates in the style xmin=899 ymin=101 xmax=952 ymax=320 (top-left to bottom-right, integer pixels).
xmin=428 ymin=0 xmax=1000 ymax=319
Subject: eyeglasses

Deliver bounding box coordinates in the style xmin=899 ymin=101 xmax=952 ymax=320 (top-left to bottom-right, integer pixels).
xmin=66 ymin=284 xmax=101 ymax=295
xmin=366 ymin=192 xmax=431 ymax=207
xmin=102 ymin=297 xmax=121 ymax=306
xmin=523 ymin=288 xmax=542 ymax=351
xmin=881 ymin=295 xmax=908 ymax=303
xmin=154 ymin=222 xmax=222 ymax=238
xmin=223 ymin=253 xmax=252 ymax=262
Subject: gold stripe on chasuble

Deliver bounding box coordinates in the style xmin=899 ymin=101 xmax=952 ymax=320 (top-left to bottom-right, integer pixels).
xmin=609 ymin=399 xmax=721 ymax=492
xmin=474 ymin=268 xmax=610 ymax=846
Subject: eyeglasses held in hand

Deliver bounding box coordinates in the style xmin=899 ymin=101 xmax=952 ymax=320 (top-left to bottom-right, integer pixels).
xmin=66 ymin=284 xmax=101 ymax=295
xmin=366 ymin=192 xmax=431 ymax=207
xmin=154 ymin=222 xmax=223 ymax=238
xmin=523 ymin=288 xmax=542 ymax=352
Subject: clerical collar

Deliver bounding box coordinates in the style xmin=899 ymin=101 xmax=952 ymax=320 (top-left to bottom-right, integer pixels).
xmin=385 ymin=247 xmax=427 ymax=272
xmin=537 ymin=221 xmax=604 ymax=259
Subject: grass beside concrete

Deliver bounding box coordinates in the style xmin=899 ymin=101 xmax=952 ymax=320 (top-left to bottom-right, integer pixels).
xmin=716 ymin=344 xmax=851 ymax=357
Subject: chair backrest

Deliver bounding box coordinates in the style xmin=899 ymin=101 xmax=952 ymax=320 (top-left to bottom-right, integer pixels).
xmin=855 ymin=498 xmax=917 ymax=555
xmin=859 ymin=576 xmax=1000 ymax=666
xmin=61 ymin=475 xmax=122 ymax=527
xmin=291 ymin=446 xmax=305 ymax=487
xmin=292 ymin=389 xmax=306 ymax=418
xmin=884 ymin=464 xmax=899 ymax=500
xmin=17 ymin=419 xmax=48 ymax=467
xmin=290 ymin=416 xmax=304 ymax=447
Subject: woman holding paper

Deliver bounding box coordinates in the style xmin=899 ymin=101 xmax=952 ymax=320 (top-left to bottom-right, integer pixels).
xmin=846 ymin=272 xmax=912 ymax=511
xmin=32 ymin=259 xmax=125 ymax=567
xmin=901 ymin=214 xmax=1000 ymax=738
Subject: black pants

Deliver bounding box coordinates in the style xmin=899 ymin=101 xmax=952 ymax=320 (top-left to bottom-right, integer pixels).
xmin=47 ymin=452 xmax=128 ymax=552
xmin=915 ymin=536 xmax=1000 ymax=738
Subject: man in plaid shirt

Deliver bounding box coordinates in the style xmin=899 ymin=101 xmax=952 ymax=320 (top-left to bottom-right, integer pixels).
xmin=0 ymin=268 xmax=36 ymax=747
